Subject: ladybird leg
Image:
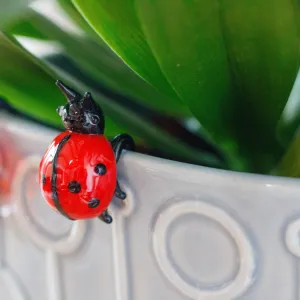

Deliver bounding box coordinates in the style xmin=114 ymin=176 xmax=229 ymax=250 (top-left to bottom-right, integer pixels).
xmin=110 ymin=133 xmax=135 ymax=162
xmin=98 ymin=209 xmax=113 ymax=224
xmin=115 ymin=181 xmax=126 ymax=200
xmin=110 ymin=134 xmax=135 ymax=200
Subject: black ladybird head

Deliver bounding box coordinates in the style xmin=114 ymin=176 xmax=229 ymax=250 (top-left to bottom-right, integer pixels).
xmin=56 ymin=80 xmax=105 ymax=134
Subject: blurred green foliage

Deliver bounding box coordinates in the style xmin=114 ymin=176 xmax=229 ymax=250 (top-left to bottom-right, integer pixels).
xmin=1 ymin=0 xmax=300 ymax=176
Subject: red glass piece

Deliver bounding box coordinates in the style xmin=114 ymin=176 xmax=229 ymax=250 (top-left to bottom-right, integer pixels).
xmin=39 ymin=131 xmax=117 ymax=220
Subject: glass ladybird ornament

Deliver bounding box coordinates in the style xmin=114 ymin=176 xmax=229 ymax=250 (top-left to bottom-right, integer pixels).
xmin=38 ymin=80 xmax=135 ymax=224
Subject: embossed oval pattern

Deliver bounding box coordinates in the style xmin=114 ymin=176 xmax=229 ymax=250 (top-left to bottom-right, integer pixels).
xmin=152 ymin=200 xmax=256 ymax=299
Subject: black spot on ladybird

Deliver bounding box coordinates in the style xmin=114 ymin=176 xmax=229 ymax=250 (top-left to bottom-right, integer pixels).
xmin=88 ymin=198 xmax=100 ymax=208
xmin=42 ymin=174 xmax=46 ymax=185
xmin=94 ymin=163 xmax=106 ymax=175
xmin=68 ymin=181 xmax=81 ymax=193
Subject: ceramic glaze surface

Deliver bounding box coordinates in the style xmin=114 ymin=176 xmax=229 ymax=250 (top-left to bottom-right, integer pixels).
xmin=1 ymin=113 xmax=300 ymax=300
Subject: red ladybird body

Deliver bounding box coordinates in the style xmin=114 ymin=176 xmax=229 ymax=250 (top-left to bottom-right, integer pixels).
xmin=39 ymin=130 xmax=117 ymax=220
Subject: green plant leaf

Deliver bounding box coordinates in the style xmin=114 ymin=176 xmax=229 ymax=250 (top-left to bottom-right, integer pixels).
xmin=71 ymin=0 xmax=183 ymax=104
xmin=0 ymin=0 xmax=31 ymax=28
xmin=0 ymin=33 xmax=62 ymax=126
xmin=4 ymin=13 xmax=49 ymax=40
xmin=6 ymin=10 xmax=189 ymax=116
xmin=277 ymin=68 xmax=300 ymax=146
xmin=0 ymin=33 xmax=124 ymax=137
xmin=273 ymin=131 xmax=300 ymax=178
xmin=274 ymin=69 xmax=300 ymax=178
xmin=136 ymin=0 xmax=300 ymax=173
xmin=73 ymin=0 xmax=300 ymax=173
xmin=57 ymin=0 xmax=101 ymax=39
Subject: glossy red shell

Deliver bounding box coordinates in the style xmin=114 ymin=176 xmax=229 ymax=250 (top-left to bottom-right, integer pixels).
xmin=39 ymin=131 xmax=117 ymax=220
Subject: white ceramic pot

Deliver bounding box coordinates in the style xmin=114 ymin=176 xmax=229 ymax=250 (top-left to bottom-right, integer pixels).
xmin=1 ymin=113 xmax=300 ymax=300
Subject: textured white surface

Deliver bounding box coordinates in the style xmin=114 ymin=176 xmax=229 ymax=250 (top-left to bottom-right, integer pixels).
xmin=1 ymin=114 xmax=300 ymax=300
